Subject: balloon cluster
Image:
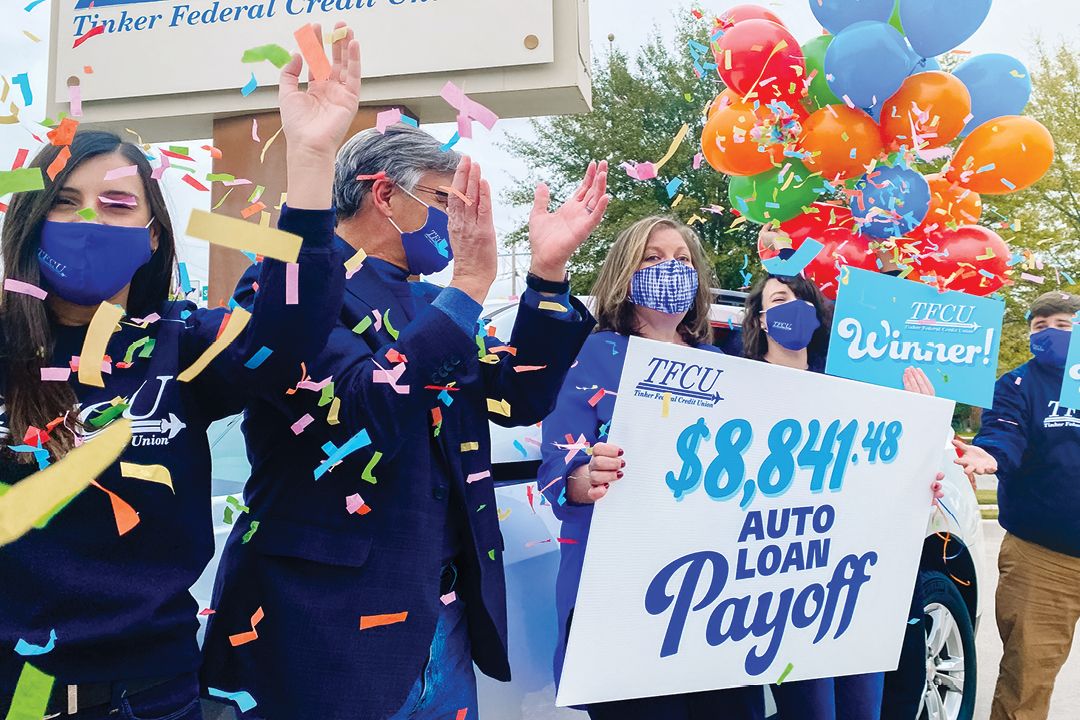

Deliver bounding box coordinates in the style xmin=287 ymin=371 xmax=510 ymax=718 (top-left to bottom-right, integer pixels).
xmin=702 ymin=0 xmax=1054 ymax=298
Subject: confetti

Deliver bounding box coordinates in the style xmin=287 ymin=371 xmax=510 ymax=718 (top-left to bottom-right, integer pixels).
xmin=360 ymin=612 xmax=408 ymax=630
xmin=662 ymin=391 xmax=671 ymax=418
xmin=285 ymin=262 xmax=299 ymax=305
xmin=186 ymin=209 xmax=302 ymax=262
xmin=761 ymin=239 xmax=825 ymax=277
xmin=91 ymin=480 xmax=139 ymax=535
xmin=77 ymin=303 xmax=124 ymax=388
xmin=654 ymin=124 xmax=690 ymax=172
xmin=46 ymin=147 xmax=72 ymax=180
xmin=345 ymin=493 xmax=371 ymax=515
xmin=228 ymin=606 xmax=265 ymax=646
xmin=4 ymin=663 xmax=53 ymax=720
xmin=39 ymin=367 xmax=70 ymax=381
xmin=344 ymin=248 xmax=367 ymax=279
xmin=776 ymin=662 xmax=794 ymax=684
xmin=120 ymin=462 xmax=174 ymax=493
xmin=0 ymin=167 xmax=43 ymax=195
xmin=182 ymin=174 xmax=209 ymax=192
xmin=14 ymin=629 xmax=56 ymax=657
xmin=537 ymin=301 xmax=568 ymax=313
xmin=4 ymin=278 xmax=47 ymax=300
xmin=512 ymin=364 xmax=546 ymax=372
xmin=440 ymin=81 xmax=499 ymax=138
xmin=290 ymin=413 xmax=314 ymax=435
xmin=314 ymin=429 xmax=371 ymax=480
xmin=466 ymin=470 xmax=491 ymax=484
xmin=486 ymin=398 xmax=511 ymax=417
xmin=240 ymin=72 xmax=258 ymax=97
xmin=376 ymin=108 xmax=404 ymax=133
xmin=207 ymin=688 xmax=258 ymax=713
xmin=460 ymin=441 xmax=479 ymax=452
xmin=177 ymin=307 xmax=250 ymax=382
xmin=11 ymin=73 xmax=32 ymax=106
xmin=294 ymin=24 xmax=331 ymax=82
xmin=67 ymin=80 xmax=82 ymax=116
xmin=241 ymin=43 xmax=292 ymax=69
xmin=244 ymin=346 xmax=273 ymax=369
xmin=361 ymin=451 xmax=382 ymax=483
xmin=440 ymin=591 xmax=457 ymax=605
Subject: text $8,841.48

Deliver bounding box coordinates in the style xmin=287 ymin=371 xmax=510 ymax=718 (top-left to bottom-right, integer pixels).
xmin=665 ymin=418 xmax=903 ymax=502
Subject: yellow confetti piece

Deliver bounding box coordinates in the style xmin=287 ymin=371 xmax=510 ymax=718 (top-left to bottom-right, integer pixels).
xmin=486 ymin=398 xmax=512 ymax=417
xmin=479 ymin=354 xmax=501 ymax=364
xmin=260 ymin=125 xmax=284 ymax=164
xmin=327 ymin=396 xmax=341 ymax=425
xmin=460 ymin=441 xmax=480 ymax=451
xmin=274 ymin=192 xmax=287 ymax=210
xmin=329 ymin=26 xmax=348 ymax=43
xmin=537 ymin=300 xmax=568 ymax=313
xmin=78 ymin=302 xmax=125 ymax=388
xmin=0 ymin=420 xmax=131 ymax=547
xmin=654 ymin=123 xmax=689 ymax=172
xmin=178 ymin=307 xmax=251 ymax=382
xmin=259 ymin=211 xmax=271 ymax=228
xmin=120 ymin=462 xmax=174 ymax=492
xmin=671 ymin=193 xmax=685 ymax=208
xmin=186 ymin=209 xmax=301 ymax=263
xmin=661 ymin=391 xmax=671 ymax=418
xmin=22 ymin=30 xmax=41 ymax=42
xmin=344 ymin=248 xmax=367 ymax=277
xmin=497 ymin=508 xmax=511 ymax=521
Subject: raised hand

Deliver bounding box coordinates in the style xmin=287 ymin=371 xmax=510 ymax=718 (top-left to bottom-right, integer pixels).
xmin=279 ymin=22 xmax=361 ymax=209
xmin=446 ymin=156 xmax=497 ymax=304
xmin=567 ymin=442 xmax=624 ymax=504
xmin=528 ymin=160 xmax=610 ymax=281
xmin=951 ymin=438 xmax=998 ymax=481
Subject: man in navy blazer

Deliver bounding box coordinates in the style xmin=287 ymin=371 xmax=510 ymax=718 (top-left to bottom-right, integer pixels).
xmin=200 ymin=124 xmax=610 ymax=719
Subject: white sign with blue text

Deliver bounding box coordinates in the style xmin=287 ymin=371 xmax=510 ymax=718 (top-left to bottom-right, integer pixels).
xmin=826 ymin=269 xmax=1004 ymax=408
xmin=556 ymin=337 xmax=954 ymax=706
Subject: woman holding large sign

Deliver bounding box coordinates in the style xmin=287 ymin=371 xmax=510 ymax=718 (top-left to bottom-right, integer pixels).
xmin=537 ymin=217 xmax=765 ymax=719
xmin=0 ymin=23 xmax=358 ymax=719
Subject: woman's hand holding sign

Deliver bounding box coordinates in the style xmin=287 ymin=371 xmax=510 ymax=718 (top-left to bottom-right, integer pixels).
xmin=568 ymin=442 xmax=624 ymax=504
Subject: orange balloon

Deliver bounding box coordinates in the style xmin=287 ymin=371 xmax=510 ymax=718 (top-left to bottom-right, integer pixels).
xmin=701 ymin=99 xmax=777 ymax=176
xmin=880 ymin=72 xmax=971 ymax=150
xmin=799 ymin=105 xmax=883 ymax=180
xmin=707 ymin=89 xmax=740 ymax=120
xmin=910 ymin=174 xmax=982 ymax=239
xmin=946 ymin=116 xmax=1055 ymax=195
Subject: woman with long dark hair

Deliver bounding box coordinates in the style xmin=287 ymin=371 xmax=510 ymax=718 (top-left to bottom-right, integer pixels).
xmin=0 ymin=24 xmax=359 ymax=718
xmin=745 ymin=228 xmax=941 ymax=720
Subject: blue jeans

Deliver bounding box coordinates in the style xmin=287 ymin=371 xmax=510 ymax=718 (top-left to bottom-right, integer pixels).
xmin=772 ymin=674 xmax=884 ymax=720
xmin=387 ymin=597 xmax=478 ymax=720
xmin=53 ymin=672 xmax=203 ymax=720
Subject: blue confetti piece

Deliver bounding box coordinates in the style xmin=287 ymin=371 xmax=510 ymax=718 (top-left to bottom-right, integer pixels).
xmin=741 ymin=254 xmax=749 ymax=271
xmin=439 ymin=389 xmax=453 ymax=406
xmin=240 ymin=72 xmax=258 ymax=97
xmin=15 ymin=629 xmax=56 ymax=656
xmin=978 ymin=269 xmax=996 ymax=279
xmin=764 ymin=201 xmax=780 ymax=209
xmin=976 ymin=163 xmax=996 ymax=173
xmin=666 ymin=177 xmax=684 ymax=198
xmin=242 ymin=251 xmax=258 ymax=263
xmin=315 ymin=429 xmax=371 ymax=480
xmin=558 ymin=487 xmax=566 ymax=506
xmin=605 ymin=339 xmax=619 ymax=356
xmin=180 ymin=309 xmax=192 ymax=320
xmin=400 ymin=115 xmax=419 ymax=127
xmin=24 ymin=0 xmax=47 ymax=9
xmin=11 ymin=73 xmax=31 ymax=107
xmin=1000 ymin=178 xmax=1016 ymax=190
xmin=208 ymin=688 xmax=258 ymax=713
xmin=177 ymin=262 xmax=193 ymax=294
xmin=244 ymin=346 xmax=273 ymax=369
xmin=1062 ymin=271 xmax=1075 ymax=285
xmin=907 ymin=618 xmax=920 ymax=625
xmin=513 ymin=439 xmax=527 ymax=458
xmin=761 ymin=239 xmax=825 ymax=277
xmin=439 ymin=132 xmax=460 ymax=152
xmin=599 ymin=421 xmax=610 ymax=439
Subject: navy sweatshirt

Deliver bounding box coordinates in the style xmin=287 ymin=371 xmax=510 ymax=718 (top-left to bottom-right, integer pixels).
xmin=0 ymin=206 xmax=343 ymax=690
xmin=975 ymin=358 xmax=1080 ymax=557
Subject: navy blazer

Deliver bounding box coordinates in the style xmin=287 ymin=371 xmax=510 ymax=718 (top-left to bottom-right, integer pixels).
xmin=200 ymin=236 xmax=594 ymax=719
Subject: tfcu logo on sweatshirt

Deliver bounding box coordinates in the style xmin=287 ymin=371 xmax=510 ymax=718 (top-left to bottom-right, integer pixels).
xmin=634 ymin=356 xmax=725 ymax=408
xmin=78 ymin=375 xmax=186 ymax=446
xmin=1045 ymin=400 xmax=1080 ymax=430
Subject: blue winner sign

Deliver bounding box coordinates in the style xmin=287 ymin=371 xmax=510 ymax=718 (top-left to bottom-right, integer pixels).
xmin=826 ymin=269 xmax=1005 ymax=408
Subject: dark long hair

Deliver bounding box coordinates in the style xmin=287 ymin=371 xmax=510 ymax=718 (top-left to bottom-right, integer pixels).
xmin=0 ymin=130 xmax=177 ymax=459
xmin=742 ymin=274 xmax=833 ymax=363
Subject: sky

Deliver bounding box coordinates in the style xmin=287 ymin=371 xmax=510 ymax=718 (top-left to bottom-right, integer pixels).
xmin=2 ymin=0 xmax=1078 ymax=300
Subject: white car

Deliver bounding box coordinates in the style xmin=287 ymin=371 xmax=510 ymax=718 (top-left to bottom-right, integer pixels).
xmin=194 ymin=293 xmax=985 ymax=720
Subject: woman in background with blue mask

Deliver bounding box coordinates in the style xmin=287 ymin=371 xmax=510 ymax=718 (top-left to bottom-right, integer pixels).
xmin=0 ymin=23 xmax=359 ymax=718
xmin=537 ymin=216 xmax=765 ymax=720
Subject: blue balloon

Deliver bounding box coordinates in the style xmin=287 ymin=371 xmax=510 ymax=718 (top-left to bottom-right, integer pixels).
xmin=954 ymin=53 xmax=1032 ymax=135
xmin=810 ymin=0 xmax=894 ymax=35
xmin=900 ymin=0 xmax=993 ymax=58
xmin=850 ymin=164 xmax=931 ymax=239
xmin=825 ymin=22 xmax=911 ymax=111
xmin=909 ymin=54 xmax=940 ymax=74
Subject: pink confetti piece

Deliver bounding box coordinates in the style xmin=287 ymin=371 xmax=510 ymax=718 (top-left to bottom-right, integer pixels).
xmin=290 ymin=413 xmax=314 ymax=434
xmin=372 ymin=309 xmax=383 ymax=332
xmin=251 ymin=118 xmax=260 ymax=143
xmin=130 ymin=313 xmax=160 ymax=325
xmin=3 ymin=278 xmax=47 ymax=300
xmin=620 ymin=161 xmax=658 ymax=181
xmin=375 ymin=108 xmax=402 ymax=134
xmin=466 ymin=470 xmax=491 ymax=484
xmin=222 ymin=178 xmax=254 ymax=187
xmin=68 ymin=83 xmax=82 ymax=117
xmin=440 ymin=81 xmax=499 ymax=137
xmin=1020 ymin=272 xmax=1044 ymax=284
xmin=103 ymin=165 xmax=138 ymax=181
xmin=296 ymin=376 xmax=333 ymax=392
xmin=692 ymin=152 xmax=703 ymax=170
xmin=69 ymin=357 xmax=112 ymax=374
xmin=98 ymin=194 xmax=137 ymax=207
xmin=372 ymin=361 xmax=409 ymax=394
xmin=440 ymin=591 xmax=457 ymax=605
xmin=40 ymin=367 xmax=71 ymax=381
xmin=150 ymin=152 xmax=170 ymax=181
xmin=345 ymin=493 xmax=367 ymax=514
xmin=285 ymin=262 xmax=299 ymax=305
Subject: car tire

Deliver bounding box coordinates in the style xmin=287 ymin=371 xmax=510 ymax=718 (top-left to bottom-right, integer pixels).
xmin=916 ymin=570 xmax=977 ymax=720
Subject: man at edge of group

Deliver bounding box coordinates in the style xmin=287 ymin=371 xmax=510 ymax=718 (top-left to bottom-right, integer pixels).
xmin=199 ymin=122 xmax=611 ymax=719
xmin=955 ymin=290 xmax=1080 ymax=720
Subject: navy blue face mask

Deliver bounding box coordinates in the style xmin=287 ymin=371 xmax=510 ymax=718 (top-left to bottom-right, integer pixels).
xmin=764 ymin=299 xmax=821 ymax=351
xmin=389 ymin=187 xmax=453 ymax=276
xmin=37 ymin=220 xmax=152 ymax=306
xmin=1029 ymin=327 xmax=1071 ymax=368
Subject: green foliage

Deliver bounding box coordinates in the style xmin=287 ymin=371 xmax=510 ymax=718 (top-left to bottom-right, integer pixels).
xmin=501 ymin=15 xmax=758 ymax=294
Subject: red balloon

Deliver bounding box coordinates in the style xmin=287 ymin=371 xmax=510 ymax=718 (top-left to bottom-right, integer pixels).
xmin=714 ymin=20 xmax=805 ymax=102
xmin=779 ymin=203 xmax=855 ymax=245
xmin=798 ymin=225 xmax=878 ymax=300
xmin=716 ymin=4 xmax=786 ymax=29
xmin=916 ymin=225 xmax=1010 ymax=296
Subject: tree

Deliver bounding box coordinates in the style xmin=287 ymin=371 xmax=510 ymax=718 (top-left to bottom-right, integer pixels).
xmin=501 ymin=14 xmax=759 ymax=294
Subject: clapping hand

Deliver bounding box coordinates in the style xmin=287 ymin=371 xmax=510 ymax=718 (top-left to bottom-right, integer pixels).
xmin=528 ymin=160 xmax=610 ymax=281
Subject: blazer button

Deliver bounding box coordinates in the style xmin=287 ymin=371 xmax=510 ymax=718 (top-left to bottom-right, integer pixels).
xmin=433 ymin=486 xmax=447 ymax=500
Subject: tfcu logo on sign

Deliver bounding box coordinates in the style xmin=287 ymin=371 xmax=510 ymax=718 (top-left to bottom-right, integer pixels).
xmin=635 ymin=356 xmax=724 ymax=408
xmin=71 ymin=0 xmax=415 ymax=37
xmin=905 ymin=301 xmax=982 ymax=333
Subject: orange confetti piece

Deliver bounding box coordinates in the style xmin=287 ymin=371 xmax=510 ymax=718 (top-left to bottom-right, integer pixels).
xmin=293 ymin=24 xmax=331 ymax=82
xmin=47 ymin=117 xmax=79 ymax=147
xmin=437 ymin=185 xmax=473 ymax=206
xmin=46 ymin=147 xmax=71 ymax=180
xmin=240 ymin=201 xmax=266 ymax=219
xmin=512 ymin=364 xmax=547 ymax=373
xmin=488 ymin=345 xmax=517 ymax=356
xmin=360 ymin=611 xmax=408 ymax=630
xmin=228 ymin=606 xmax=265 ymax=646
xmin=90 ymin=480 xmax=140 ymax=536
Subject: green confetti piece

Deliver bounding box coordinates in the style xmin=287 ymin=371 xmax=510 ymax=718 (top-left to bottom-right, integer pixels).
xmin=206 ymin=173 xmax=236 ymax=183
xmin=169 ymin=163 xmax=197 ymax=174
xmin=475 ymin=334 xmax=486 ymax=358
xmin=212 ymin=188 xmax=234 ymax=211
xmin=362 ymin=451 xmax=382 ymax=484
xmin=168 ymin=145 xmax=190 ymax=156
xmin=76 ymin=207 xmax=96 ymax=221
xmin=384 ymin=309 xmax=399 ymax=340
xmin=487 ymin=549 xmax=496 ymax=561
xmin=241 ymin=43 xmax=293 ymax=69
xmin=5 ymin=663 xmax=54 ymax=720
xmin=223 ymin=506 xmax=235 ymax=525
xmin=776 ymin=662 xmax=794 ymax=685
xmin=241 ymin=520 xmax=260 ymax=544
xmin=138 ymin=338 xmax=156 ymax=359
xmin=318 ymin=381 xmax=336 ymax=407
xmin=88 ymin=402 xmax=129 ymax=428
xmin=477 ymin=504 xmax=487 ymax=512
xmin=352 ymin=316 xmax=373 ymax=334
xmin=247 ymin=184 xmax=265 ymax=203
xmin=0 ymin=167 xmax=45 ymax=196
xmin=122 ymin=336 xmax=150 ymax=365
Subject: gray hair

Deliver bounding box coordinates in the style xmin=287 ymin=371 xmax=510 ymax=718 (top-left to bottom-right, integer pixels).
xmin=333 ymin=124 xmax=462 ymax=222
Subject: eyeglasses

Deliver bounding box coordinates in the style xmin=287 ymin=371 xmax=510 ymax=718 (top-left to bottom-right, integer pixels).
xmin=412 ymin=184 xmax=451 ymax=206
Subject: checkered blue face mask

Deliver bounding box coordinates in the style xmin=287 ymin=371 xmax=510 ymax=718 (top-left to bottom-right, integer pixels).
xmin=629 ymin=259 xmax=699 ymax=315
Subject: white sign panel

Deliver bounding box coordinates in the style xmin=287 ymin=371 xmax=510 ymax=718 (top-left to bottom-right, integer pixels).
xmin=557 ymin=337 xmax=954 ymax=706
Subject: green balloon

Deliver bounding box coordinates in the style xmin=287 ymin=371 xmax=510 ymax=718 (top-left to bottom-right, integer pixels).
xmin=728 ymin=160 xmax=825 ymax=225
xmin=802 ymin=35 xmax=841 ymax=111
xmin=889 ymin=0 xmax=904 ymax=34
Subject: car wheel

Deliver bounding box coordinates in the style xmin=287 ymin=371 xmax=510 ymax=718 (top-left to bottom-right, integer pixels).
xmin=918 ymin=570 xmax=977 ymax=720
